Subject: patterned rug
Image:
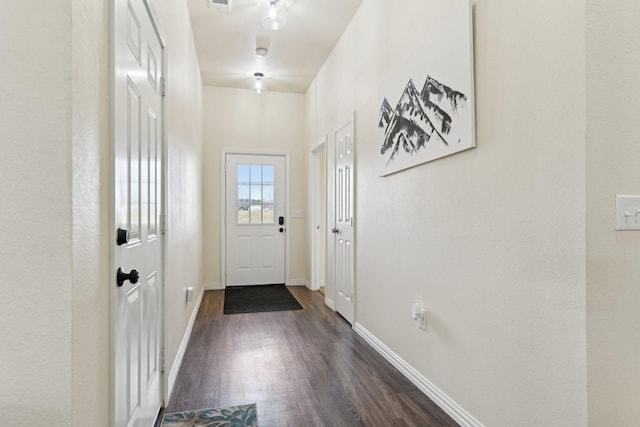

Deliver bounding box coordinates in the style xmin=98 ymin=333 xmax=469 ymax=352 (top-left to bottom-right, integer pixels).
xmin=162 ymin=404 xmax=258 ymax=427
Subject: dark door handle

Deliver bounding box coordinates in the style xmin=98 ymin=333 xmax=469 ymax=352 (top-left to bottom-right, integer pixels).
xmin=279 ymin=227 xmax=285 ymax=233
xmin=331 ymin=228 xmax=339 ymax=234
xmin=117 ymin=268 xmax=140 ymax=287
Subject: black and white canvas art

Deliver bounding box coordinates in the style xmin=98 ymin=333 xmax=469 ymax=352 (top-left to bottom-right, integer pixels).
xmin=378 ymin=0 xmax=475 ymax=176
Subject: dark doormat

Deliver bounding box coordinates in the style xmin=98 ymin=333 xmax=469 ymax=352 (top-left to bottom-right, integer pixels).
xmin=223 ymin=284 xmax=303 ymax=314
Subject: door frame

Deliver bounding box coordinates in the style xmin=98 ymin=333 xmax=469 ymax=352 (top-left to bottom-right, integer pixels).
xmin=109 ymin=0 xmax=168 ymax=423
xmin=310 ymin=137 xmax=327 ymax=292
xmin=221 ymin=149 xmax=291 ymax=288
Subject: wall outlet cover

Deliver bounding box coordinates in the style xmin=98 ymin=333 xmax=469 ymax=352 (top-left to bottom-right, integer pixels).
xmin=418 ymin=310 xmax=426 ymax=330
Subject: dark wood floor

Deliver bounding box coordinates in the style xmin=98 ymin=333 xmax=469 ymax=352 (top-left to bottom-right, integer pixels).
xmin=164 ymin=287 xmax=459 ymax=427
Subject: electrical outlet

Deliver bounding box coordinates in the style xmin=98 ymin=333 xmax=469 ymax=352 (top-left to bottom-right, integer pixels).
xmin=418 ymin=310 xmax=426 ymax=330
xmin=616 ymin=195 xmax=640 ymax=230
xmin=186 ymin=281 xmax=194 ymax=303
xmin=411 ymin=302 xmax=422 ymax=319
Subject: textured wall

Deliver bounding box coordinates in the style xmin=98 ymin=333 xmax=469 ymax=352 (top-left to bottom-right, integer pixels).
xmin=306 ymin=0 xmax=587 ymax=425
xmin=0 ymin=0 xmax=204 ymax=425
xmin=0 ymin=2 xmax=73 ymax=425
xmin=71 ymin=0 xmax=110 ymax=425
xmin=586 ymin=1 xmax=640 ymax=425
xmin=202 ymin=86 xmax=307 ymax=287
xmin=150 ymin=0 xmax=205 ymax=395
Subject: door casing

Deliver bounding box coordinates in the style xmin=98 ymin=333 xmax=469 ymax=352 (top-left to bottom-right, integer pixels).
xmin=221 ymin=149 xmax=291 ymax=288
xmin=310 ymin=137 xmax=327 ymax=292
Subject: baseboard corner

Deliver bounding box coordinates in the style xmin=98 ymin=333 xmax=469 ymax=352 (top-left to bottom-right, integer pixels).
xmin=325 ymin=297 xmax=335 ymax=311
xmin=287 ymin=279 xmax=307 ymax=287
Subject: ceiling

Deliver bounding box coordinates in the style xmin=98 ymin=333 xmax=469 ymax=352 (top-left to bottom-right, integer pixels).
xmin=186 ymin=0 xmax=363 ymax=94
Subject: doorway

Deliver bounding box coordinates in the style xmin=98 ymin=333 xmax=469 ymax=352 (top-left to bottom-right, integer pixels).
xmin=333 ymin=117 xmax=355 ymax=324
xmin=112 ymin=0 xmax=165 ymax=425
xmin=223 ymin=153 xmax=288 ymax=286
xmin=311 ymin=138 xmax=327 ymax=293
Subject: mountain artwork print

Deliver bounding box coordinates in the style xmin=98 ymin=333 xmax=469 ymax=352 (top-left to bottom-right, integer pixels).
xmin=377 ymin=0 xmax=475 ymax=176
xmin=379 ymin=76 xmax=467 ymax=168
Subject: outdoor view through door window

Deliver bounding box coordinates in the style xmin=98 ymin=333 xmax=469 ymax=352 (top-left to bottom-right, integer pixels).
xmin=237 ymin=164 xmax=275 ymax=224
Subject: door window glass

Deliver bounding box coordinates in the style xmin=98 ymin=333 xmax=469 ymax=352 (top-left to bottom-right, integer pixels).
xmin=237 ymin=164 xmax=275 ymax=224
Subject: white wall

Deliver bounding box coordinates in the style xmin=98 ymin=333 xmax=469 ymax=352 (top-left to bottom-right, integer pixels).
xmin=1 ymin=1 xmax=203 ymax=425
xmin=71 ymin=0 xmax=110 ymax=424
xmin=586 ymin=1 xmax=640 ymax=425
xmin=0 ymin=2 xmax=73 ymax=425
xmin=306 ymin=0 xmax=587 ymax=425
xmin=202 ymin=86 xmax=307 ymax=288
xmin=149 ymin=0 xmax=205 ymax=397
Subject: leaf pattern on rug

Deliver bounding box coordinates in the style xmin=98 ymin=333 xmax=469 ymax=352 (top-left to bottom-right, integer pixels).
xmin=162 ymin=404 xmax=258 ymax=427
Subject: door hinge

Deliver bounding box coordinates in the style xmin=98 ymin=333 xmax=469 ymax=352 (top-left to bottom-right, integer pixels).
xmin=160 ymin=76 xmax=167 ymax=97
xmin=160 ymin=213 xmax=167 ymax=235
xmin=161 ymin=347 xmax=166 ymax=374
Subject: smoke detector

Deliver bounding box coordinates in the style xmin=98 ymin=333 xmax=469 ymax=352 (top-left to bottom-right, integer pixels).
xmin=208 ymin=0 xmax=232 ymax=11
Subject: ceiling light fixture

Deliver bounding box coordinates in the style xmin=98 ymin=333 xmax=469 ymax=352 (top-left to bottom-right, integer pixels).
xmin=254 ymin=72 xmax=265 ymax=94
xmin=262 ymin=0 xmax=286 ymax=31
xmin=256 ymin=47 xmax=269 ymax=57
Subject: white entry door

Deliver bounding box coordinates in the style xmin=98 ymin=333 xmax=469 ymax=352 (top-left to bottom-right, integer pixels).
xmin=113 ymin=0 xmax=164 ymax=426
xmin=225 ymin=154 xmax=286 ymax=286
xmin=334 ymin=120 xmax=355 ymax=324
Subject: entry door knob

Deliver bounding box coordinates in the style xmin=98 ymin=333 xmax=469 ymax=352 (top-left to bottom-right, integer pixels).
xmin=331 ymin=228 xmax=339 ymax=234
xmin=117 ymin=268 xmax=140 ymax=287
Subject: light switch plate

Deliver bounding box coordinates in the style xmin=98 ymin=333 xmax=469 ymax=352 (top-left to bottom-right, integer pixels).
xmin=616 ymin=195 xmax=640 ymax=230
xmin=291 ymin=209 xmax=303 ymax=219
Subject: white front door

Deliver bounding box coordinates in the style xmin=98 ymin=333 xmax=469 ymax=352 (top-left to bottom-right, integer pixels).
xmin=334 ymin=120 xmax=355 ymax=324
xmin=225 ymin=154 xmax=286 ymax=286
xmin=113 ymin=0 xmax=164 ymax=426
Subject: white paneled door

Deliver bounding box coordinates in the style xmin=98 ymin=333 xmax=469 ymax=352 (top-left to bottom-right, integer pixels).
xmin=225 ymin=154 xmax=286 ymax=286
xmin=333 ymin=120 xmax=355 ymax=324
xmin=113 ymin=0 xmax=164 ymax=426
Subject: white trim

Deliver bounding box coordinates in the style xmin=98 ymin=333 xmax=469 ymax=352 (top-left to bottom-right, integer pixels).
xmin=287 ymin=279 xmax=307 ymax=287
xmin=324 ymin=297 xmax=335 ymax=311
xmin=221 ymin=149 xmax=290 ymax=287
xmin=310 ymin=137 xmax=327 ymax=291
xmin=165 ymin=286 xmax=205 ymax=402
xmin=353 ymin=323 xmax=484 ymax=427
xmin=205 ymin=283 xmax=225 ymax=291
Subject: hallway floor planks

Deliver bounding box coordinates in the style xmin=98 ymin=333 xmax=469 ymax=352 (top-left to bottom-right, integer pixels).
xmin=165 ymin=287 xmax=459 ymax=427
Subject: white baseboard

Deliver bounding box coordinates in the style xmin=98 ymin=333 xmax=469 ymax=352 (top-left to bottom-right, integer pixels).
xmin=165 ymin=286 xmax=204 ymax=403
xmin=287 ymin=279 xmax=307 ymax=287
xmin=353 ymin=323 xmax=483 ymax=427
xmin=325 ymin=297 xmax=335 ymax=310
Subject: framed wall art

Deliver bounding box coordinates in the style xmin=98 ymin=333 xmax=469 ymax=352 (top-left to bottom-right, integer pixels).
xmin=378 ymin=0 xmax=476 ymax=176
